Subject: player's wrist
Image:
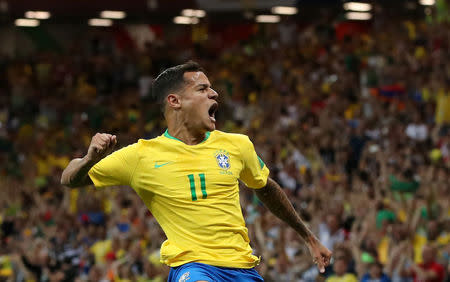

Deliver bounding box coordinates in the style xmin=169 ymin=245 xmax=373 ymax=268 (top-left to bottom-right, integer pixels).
xmin=304 ymin=234 xmax=319 ymax=246
xmin=82 ymin=154 xmax=98 ymax=167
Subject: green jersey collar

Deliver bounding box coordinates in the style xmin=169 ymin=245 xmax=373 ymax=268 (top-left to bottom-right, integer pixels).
xmin=164 ymin=129 xmax=211 ymax=144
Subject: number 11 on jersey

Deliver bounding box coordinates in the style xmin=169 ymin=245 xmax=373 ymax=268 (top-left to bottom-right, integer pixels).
xmin=187 ymin=173 xmax=207 ymax=201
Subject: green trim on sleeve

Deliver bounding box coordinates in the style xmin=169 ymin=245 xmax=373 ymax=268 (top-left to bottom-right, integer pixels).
xmin=257 ymin=156 xmax=265 ymax=169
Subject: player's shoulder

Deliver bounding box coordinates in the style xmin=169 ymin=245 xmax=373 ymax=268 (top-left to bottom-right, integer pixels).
xmin=212 ymin=130 xmax=252 ymax=143
xmin=134 ymin=131 xmax=253 ymax=148
xmin=212 ymin=130 xmax=249 ymax=140
xmin=136 ymin=135 xmax=166 ymax=147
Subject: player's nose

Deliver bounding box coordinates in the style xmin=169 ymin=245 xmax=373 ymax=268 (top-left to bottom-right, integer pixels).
xmin=209 ymin=88 xmax=219 ymax=101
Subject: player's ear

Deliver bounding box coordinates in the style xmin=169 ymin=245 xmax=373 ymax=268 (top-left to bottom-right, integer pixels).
xmin=167 ymin=94 xmax=181 ymax=110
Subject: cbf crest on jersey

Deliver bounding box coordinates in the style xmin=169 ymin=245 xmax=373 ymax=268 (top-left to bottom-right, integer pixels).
xmin=215 ymin=149 xmax=231 ymax=170
xmin=179 ymin=271 xmax=190 ymax=282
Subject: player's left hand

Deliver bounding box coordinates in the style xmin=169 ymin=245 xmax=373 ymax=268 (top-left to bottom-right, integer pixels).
xmin=307 ymin=239 xmax=332 ymax=273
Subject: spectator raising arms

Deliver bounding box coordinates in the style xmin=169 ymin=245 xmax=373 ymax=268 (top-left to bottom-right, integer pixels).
xmin=0 ymin=12 xmax=449 ymax=282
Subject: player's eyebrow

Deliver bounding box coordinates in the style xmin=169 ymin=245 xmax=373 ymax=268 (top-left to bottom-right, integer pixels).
xmin=196 ymin=83 xmax=211 ymax=89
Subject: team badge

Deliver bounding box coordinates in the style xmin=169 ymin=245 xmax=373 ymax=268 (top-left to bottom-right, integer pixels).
xmin=215 ymin=149 xmax=231 ymax=170
xmin=179 ymin=271 xmax=190 ymax=282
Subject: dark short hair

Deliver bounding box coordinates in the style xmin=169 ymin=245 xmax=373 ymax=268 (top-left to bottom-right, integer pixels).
xmin=151 ymin=61 xmax=204 ymax=108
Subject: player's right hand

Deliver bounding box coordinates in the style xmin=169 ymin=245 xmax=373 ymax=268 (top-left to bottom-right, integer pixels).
xmin=86 ymin=133 xmax=117 ymax=163
xmin=308 ymin=239 xmax=332 ymax=273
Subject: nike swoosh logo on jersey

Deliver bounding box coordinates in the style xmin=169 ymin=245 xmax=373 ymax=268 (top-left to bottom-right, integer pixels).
xmin=154 ymin=161 xmax=174 ymax=168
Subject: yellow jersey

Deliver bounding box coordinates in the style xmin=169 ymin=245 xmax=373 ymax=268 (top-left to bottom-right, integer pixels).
xmin=326 ymin=274 xmax=358 ymax=282
xmin=88 ymin=130 xmax=270 ymax=268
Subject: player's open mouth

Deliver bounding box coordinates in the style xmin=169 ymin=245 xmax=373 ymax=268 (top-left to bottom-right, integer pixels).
xmin=208 ymin=103 xmax=218 ymax=122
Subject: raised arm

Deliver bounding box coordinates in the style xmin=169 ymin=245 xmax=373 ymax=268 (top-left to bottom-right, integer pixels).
xmin=254 ymin=177 xmax=332 ymax=273
xmin=61 ymin=133 xmax=117 ymax=188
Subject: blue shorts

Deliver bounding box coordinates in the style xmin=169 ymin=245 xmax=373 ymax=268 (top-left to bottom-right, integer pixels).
xmin=168 ymin=262 xmax=264 ymax=282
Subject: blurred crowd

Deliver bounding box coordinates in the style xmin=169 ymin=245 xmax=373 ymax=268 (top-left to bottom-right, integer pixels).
xmin=0 ymin=12 xmax=449 ymax=282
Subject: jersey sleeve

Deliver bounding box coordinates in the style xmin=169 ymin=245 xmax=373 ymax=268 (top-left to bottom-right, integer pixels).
xmin=88 ymin=142 xmax=141 ymax=188
xmin=238 ymin=135 xmax=270 ymax=189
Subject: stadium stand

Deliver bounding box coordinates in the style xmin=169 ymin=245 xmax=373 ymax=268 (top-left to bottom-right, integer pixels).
xmin=0 ymin=3 xmax=449 ymax=281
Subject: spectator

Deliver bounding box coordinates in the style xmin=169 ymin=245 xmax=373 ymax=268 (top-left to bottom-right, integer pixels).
xmin=405 ymin=245 xmax=445 ymax=282
xmin=0 ymin=13 xmax=448 ymax=281
xmin=319 ymin=214 xmax=346 ymax=252
xmin=361 ymin=262 xmax=391 ymax=282
xmin=326 ymin=258 xmax=358 ymax=282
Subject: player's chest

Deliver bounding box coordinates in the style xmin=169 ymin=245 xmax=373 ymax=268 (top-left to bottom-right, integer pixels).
xmin=135 ymin=147 xmax=242 ymax=196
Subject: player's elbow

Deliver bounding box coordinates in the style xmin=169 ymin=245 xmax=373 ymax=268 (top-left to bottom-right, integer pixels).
xmin=60 ymin=174 xmax=72 ymax=187
xmin=60 ymin=171 xmax=78 ymax=188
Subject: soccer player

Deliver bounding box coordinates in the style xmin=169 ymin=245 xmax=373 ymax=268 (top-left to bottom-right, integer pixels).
xmin=61 ymin=61 xmax=332 ymax=282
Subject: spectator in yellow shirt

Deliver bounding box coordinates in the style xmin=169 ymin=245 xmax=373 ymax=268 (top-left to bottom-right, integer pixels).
xmin=326 ymin=258 xmax=358 ymax=282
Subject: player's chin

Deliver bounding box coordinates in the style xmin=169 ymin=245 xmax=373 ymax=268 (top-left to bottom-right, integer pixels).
xmin=206 ymin=122 xmax=216 ymax=131
xmin=204 ymin=118 xmax=216 ymax=131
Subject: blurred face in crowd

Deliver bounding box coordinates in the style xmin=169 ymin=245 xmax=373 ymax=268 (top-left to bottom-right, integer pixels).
xmin=169 ymin=71 xmax=219 ymax=132
xmin=130 ymin=242 xmax=142 ymax=259
xmin=437 ymin=167 xmax=447 ymax=182
xmin=389 ymin=222 xmax=408 ymax=241
xmin=333 ymin=258 xmax=348 ymax=276
xmin=333 ymin=248 xmax=348 ymax=261
xmin=37 ymin=249 xmax=50 ymax=265
xmin=88 ymin=266 xmax=102 ymax=281
xmin=111 ymin=236 xmax=121 ymax=251
xmin=369 ymin=263 xmax=382 ymax=278
xmin=422 ymin=245 xmax=436 ymax=264
xmin=427 ymin=220 xmax=439 ymax=240
xmin=326 ymin=214 xmax=340 ymax=233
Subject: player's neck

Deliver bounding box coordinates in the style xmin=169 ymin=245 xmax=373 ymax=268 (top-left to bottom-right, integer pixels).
xmin=166 ymin=126 xmax=208 ymax=145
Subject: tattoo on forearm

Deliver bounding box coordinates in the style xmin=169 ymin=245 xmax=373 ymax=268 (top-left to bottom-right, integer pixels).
xmin=254 ymin=177 xmax=314 ymax=242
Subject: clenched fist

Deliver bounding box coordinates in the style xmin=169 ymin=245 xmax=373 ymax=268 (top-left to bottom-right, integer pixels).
xmin=86 ymin=133 xmax=117 ymax=163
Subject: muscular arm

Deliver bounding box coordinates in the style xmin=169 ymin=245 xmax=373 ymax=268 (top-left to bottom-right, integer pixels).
xmin=60 ymin=157 xmax=95 ymax=188
xmin=254 ymin=177 xmax=316 ymax=243
xmin=61 ymin=133 xmax=116 ymax=188
xmin=254 ymin=177 xmax=332 ymax=272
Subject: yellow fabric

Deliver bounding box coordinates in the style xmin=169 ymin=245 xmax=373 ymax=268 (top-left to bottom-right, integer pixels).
xmin=36 ymin=156 xmax=50 ymax=176
xmin=116 ymin=249 xmax=126 ymax=259
xmin=377 ymin=236 xmax=390 ymax=264
xmin=0 ymin=255 xmax=12 ymax=277
xmin=413 ymin=233 xmax=450 ymax=263
xmin=69 ymin=189 xmax=78 ymax=214
xmin=404 ymin=21 xmax=416 ymax=40
xmin=422 ymin=87 xmax=431 ymax=102
xmin=344 ymin=104 xmax=360 ymax=120
xmin=413 ymin=234 xmax=427 ymax=263
xmin=437 ymin=233 xmax=450 ymax=250
xmin=0 ymin=268 xmax=12 ymax=276
xmin=326 ymin=273 xmax=358 ymax=282
xmin=414 ymin=46 xmax=426 ymax=59
xmin=103 ymin=193 xmax=113 ymax=214
xmin=326 ymin=173 xmax=342 ymax=182
xmin=90 ymin=239 xmax=111 ymax=265
xmin=435 ymin=90 xmax=450 ymax=125
xmin=397 ymin=209 xmax=407 ymax=223
xmin=89 ymin=130 xmax=270 ymax=268
xmin=48 ymin=155 xmax=70 ymax=170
